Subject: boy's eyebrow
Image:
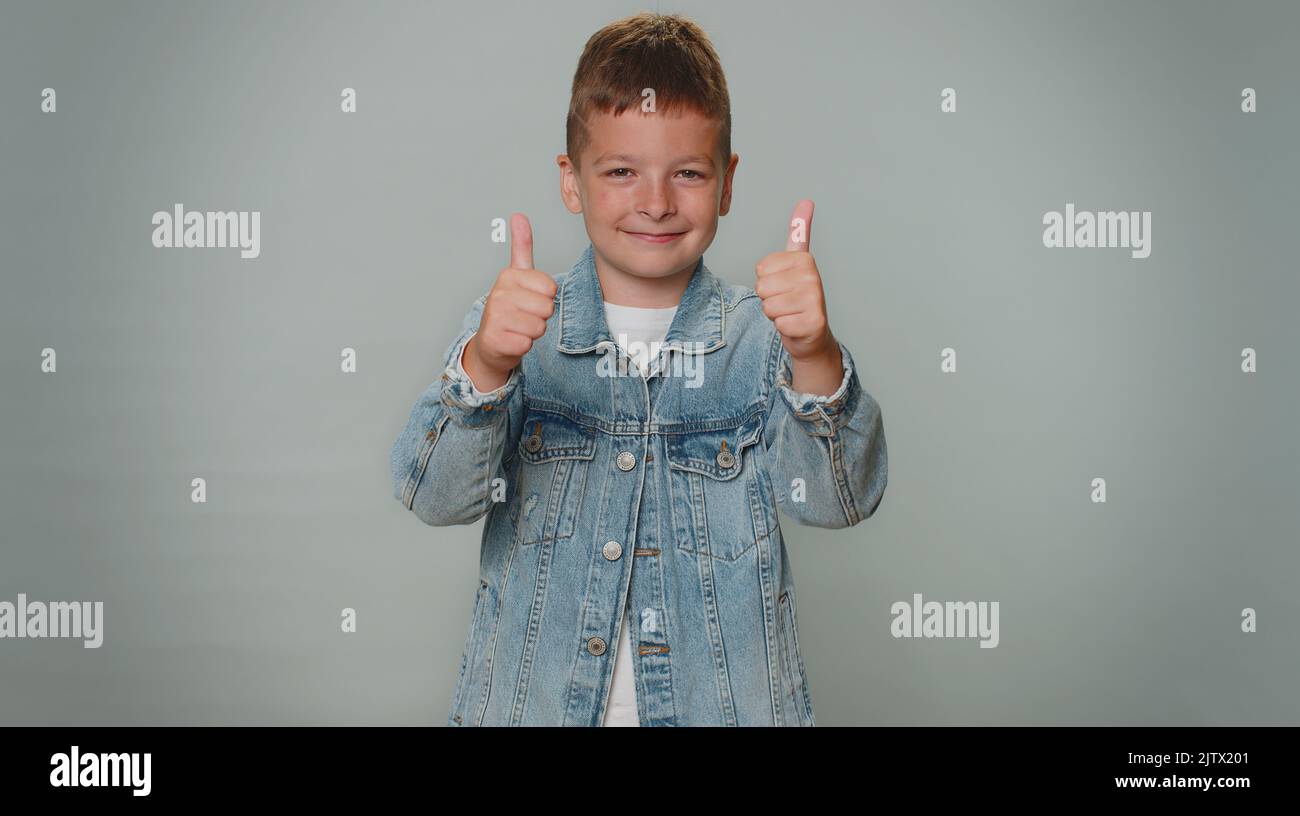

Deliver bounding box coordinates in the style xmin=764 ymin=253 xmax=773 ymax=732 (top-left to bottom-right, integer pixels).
xmin=594 ymin=152 xmax=716 ymax=167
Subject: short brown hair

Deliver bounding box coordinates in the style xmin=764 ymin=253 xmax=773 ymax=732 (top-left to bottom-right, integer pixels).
xmin=566 ymin=12 xmax=731 ymax=173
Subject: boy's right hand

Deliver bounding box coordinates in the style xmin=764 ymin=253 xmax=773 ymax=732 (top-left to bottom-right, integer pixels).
xmin=461 ymin=213 xmax=558 ymax=392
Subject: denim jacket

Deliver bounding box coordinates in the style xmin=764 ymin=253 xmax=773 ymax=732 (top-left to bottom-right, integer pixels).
xmin=390 ymin=242 xmax=887 ymax=726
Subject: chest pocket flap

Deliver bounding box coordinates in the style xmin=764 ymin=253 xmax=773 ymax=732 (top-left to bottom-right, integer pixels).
xmin=664 ymin=415 xmax=763 ymax=480
xmin=518 ymin=412 xmax=597 ymax=463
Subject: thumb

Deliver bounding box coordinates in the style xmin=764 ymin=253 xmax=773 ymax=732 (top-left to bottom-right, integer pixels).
xmin=510 ymin=212 xmax=534 ymax=270
xmin=785 ymin=199 xmax=814 ymax=253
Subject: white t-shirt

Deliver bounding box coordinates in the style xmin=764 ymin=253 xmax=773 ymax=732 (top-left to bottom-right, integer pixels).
xmin=457 ymin=301 xmax=679 ymax=727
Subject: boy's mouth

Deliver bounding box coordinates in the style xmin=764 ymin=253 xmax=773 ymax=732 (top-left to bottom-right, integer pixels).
xmin=621 ymin=228 xmax=687 ymax=244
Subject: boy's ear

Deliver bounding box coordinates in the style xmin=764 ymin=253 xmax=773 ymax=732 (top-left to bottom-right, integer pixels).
xmin=556 ymin=153 xmax=584 ymax=214
xmin=718 ymin=152 xmax=740 ymax=216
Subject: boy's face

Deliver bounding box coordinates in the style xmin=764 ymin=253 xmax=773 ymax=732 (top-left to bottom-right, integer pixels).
xmin=558 ymin=106 xmax=739 ymax=304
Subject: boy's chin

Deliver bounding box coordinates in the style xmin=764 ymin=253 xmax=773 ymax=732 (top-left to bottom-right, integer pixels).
xmin=592 ymin=232 xmax=708 ymax=280
xmin=613 ymin=254 xmax=698 ymax=279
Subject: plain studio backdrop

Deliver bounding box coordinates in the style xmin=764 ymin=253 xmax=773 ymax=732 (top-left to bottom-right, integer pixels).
xmin=0 ymin=0 xmax=1297 ymax=725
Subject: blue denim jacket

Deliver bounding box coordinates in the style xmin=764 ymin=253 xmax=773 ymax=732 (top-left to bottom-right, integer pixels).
xmin=390 ymin=243 xmax=887 ymax=726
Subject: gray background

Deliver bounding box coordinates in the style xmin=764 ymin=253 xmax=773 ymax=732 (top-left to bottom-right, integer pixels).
xmin=1 ymin=0 xmax=1296 ymax=725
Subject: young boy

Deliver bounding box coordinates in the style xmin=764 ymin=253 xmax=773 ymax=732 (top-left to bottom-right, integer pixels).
xmin=390 ymin=12 xmax=886 ymax=726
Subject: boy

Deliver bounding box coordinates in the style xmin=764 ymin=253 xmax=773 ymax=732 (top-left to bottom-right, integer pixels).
xmin=390 ymin=12 xmax=886 ymax=726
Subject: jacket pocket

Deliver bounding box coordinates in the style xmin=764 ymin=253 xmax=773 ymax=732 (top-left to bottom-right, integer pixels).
xmin=664 ymin=415 xmax=774 ymax=562
xmin=449 ymin=578 xmax=495 ymax=726
xmin=510 ymin=411 xmax=596 ymax=546
xmin=778 ymin=589 xmax=815 ymax=727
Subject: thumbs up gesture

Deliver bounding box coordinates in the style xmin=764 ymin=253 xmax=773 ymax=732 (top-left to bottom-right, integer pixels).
xmin=462 ymin=213 xmax=558 ymax=392
xmin=755 ymin=200 xmax=843 ymax=394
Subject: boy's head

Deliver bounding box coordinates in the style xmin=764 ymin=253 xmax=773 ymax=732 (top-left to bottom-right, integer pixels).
xmin=557 ymin=13 xmax=739 ymax=304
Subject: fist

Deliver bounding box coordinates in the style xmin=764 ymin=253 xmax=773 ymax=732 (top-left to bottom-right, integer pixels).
xmin=463 ymin=213 xmax=558 ymax=389
xmin=754 ymin=200 xmax=835 ymax=362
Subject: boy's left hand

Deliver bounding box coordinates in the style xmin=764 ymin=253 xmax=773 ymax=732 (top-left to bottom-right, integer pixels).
xmin=755 ymin=199 xmax=844 ymax=395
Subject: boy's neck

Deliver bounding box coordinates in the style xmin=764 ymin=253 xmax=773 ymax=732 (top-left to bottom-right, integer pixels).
xmin=593 ymin=247 xmax=696 ymax=308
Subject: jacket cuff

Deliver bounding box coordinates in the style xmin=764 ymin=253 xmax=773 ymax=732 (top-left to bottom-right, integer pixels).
xmin=440 ymin=331 xmax=519 ymax=423
xmin=776 ymin=341 xmax=860 ymax=436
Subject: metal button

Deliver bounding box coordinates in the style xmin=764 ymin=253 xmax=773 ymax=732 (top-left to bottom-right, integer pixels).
xmin=587 ymin=636 xmax=607 ymax=656
xmin=524 ymin=434 xmax=542 ymax=453
xmin=616 ymin=451 xmax=636 ymax=471
xmin=602 ymin=540 xmax=622 ymax=560
xmin=716 ymin=448 xmax=736 ymax=469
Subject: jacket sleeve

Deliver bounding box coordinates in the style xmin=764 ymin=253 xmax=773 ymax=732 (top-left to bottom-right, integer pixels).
xmin=389 ymin=294 xmax=525 ymax=527
xmin=762 ymin=330 xmax=887 ymax=529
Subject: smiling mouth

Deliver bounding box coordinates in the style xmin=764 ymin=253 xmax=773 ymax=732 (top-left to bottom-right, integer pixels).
xmin=622 ymin=229 xmax=687 ymax=242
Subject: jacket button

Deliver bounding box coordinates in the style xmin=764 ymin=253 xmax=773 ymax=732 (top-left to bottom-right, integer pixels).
xmin=587 ymin=636 xmax=607 ymax=656
xmin=716 ymin=449 xmax=736 ymax=469
xmin=616 ymin=451 xmax=636 ymax=471
xmin=524 ymin=434 xmax=543 ymax=453
xmin=602 ymin=540 xmax=622 ymax=560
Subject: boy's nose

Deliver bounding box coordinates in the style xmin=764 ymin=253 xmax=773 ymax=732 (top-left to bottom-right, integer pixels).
xmin=636 ymin=181 xmax=675 ymax=219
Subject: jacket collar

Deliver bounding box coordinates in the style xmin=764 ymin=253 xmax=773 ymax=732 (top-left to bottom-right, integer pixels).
xmin=557 ymin=242 xmax=726 ymax=355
